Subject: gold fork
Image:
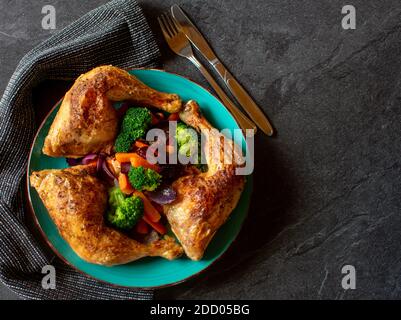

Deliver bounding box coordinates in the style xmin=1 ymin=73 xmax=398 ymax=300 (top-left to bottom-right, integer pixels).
xmin=158 ymin=13 xmax=257 ymax=133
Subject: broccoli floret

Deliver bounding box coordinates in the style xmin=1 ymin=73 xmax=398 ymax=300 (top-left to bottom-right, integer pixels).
xmin=122 ymin=107 xmax=152 ymax=133
xmin=108 ymin=186 xmax=126 ymax=208
xmin=107 ymin=187 xmax=144 ymax=230
xmin=176 ymin=122 xmax=202 ymax=161
xmin=128 ymin=166 xmax=161 ymax=191
xmin=176 ymin=122 xmax=197 ymax=146
xmin=114 ymin=129 xmax=146 ymax=152
xmin=114 ymin=107 xmax=151 ymax=152
xmin=114 ymin=132 xmax=132 ymax=153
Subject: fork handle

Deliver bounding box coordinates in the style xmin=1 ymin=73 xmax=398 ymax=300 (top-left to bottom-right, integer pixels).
xmin=188 ymin=55 xmax=257 ymax=133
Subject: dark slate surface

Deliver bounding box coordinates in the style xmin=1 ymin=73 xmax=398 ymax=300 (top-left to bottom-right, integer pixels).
xmin=1 ymin=0 xmax=400 ymax=300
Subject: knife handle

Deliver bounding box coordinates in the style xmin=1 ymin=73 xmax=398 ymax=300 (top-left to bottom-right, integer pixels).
xmin=212 ymin=61 xmax=274 ymax=136
xmin=188 ymin=55 xmax=257 ymax=133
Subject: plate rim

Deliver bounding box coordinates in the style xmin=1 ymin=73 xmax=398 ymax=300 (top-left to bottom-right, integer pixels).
xmin=26 ymin=68 xmax=253 ymax=289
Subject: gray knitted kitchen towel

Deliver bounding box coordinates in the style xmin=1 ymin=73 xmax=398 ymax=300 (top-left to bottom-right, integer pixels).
xmin=0 ymin=0 xmax=160 ymax=300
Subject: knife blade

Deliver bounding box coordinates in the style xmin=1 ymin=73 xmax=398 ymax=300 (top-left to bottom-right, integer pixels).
xmin=171 ymin=4 xmax=274 ymax=136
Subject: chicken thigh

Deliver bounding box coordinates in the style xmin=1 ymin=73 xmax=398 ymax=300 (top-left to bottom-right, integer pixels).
xmin=43 ymin=65 xmax=182 ymax=158
xmin=163 ymin=101 xmax=246 ymax=260
xmin=30 ymin=164 xmax=183 ymax=265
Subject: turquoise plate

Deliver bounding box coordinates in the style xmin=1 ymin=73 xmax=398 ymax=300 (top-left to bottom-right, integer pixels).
xmin=27 ymin=69 xmax=252 ymax=289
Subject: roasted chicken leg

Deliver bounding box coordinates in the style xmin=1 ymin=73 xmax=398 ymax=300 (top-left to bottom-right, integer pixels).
xmin=163 ymin=101 xmax=246 ymax=260
xmin=43 ymin=65 xmax=182 ymax=158
xmin=30 ymin=164 xmax=183 ymax=265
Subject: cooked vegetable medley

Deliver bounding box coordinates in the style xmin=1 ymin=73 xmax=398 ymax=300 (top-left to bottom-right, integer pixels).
xmin=67 ymin=106 xmax=205 ymax=237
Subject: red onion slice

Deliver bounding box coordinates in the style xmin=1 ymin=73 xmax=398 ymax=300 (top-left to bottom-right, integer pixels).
xmin=146 ymin=186 xmax=177 ymax=205
xmin=102 ymin=160 xmax=116 ymax=181
xmin=81 ymin=153 xmax=98 ymax=165
xmin=96 ymin=154 xmax=105 ymax=173
xmin=120 ymin=162 xmax=131 ymax=174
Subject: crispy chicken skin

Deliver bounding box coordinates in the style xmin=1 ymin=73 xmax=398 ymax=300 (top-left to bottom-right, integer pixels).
xmin=43 ymin=65 xmax=182 ymax=158
xmin=30 ymin=164 xmax=183 ymax=265
xmin=163 ymin=101 xmax=246 ymax=260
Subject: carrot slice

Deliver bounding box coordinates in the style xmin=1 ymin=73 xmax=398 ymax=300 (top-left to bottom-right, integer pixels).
xmin=130 ymin=153 xmax=160 ymax=172
xmin=118 ymin=173 xmax=134 ymax=195
xmin=136 ymin=219 xmax=149 ymax=234
xmin=168 ymin=113 xmax=180 ymax=121
xmin=115 ymin=153 xmax=137 ymax=163
xmin=143 ymin=216 xmax=167 ymax=235
xmin=133 ymin=191 xmax=161 ymax=222
xmin=134 ymin=140 xmax=148 ymax=149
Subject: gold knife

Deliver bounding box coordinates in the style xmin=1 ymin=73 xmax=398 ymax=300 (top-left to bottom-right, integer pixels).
xmin=171 ymin=4 xmax=274 ymax=136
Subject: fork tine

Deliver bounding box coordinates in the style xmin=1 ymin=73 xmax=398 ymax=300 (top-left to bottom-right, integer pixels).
xmin=160 ymin=13 xmax=174 ymax=38
xmin=157 ymin=17 xmax=167 ymax=38
xmin=170 ymin=15 xmax=181 ymax=33
xmin=158 ymin=16 xmax=171 ymax=39
xmin=164 ymin=13 xmax=178 ymax=35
